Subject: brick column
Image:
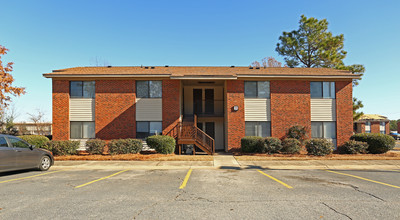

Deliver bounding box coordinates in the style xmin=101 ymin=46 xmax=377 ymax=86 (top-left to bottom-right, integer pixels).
xmin=270 ymin=80 xmax=311 ymax=140
xmin=370 ymin=122 xmax=380 ymax=134
xmin=225 ymin=80 xmax=245 ymax=152
xmin=398 ymin=122 xmax=400 ymax=133
xmin=336 ymin=81 xmax=353 ymax=147
xmin=385 ymin=121 xmax=390 ymax=134
xmin=95 ymin=80 xmax=135 ymax=140
xmin=162 ymin=80 xmax=181 ymax=134
xmin=52 ymin=80 xmax=70 ymax=140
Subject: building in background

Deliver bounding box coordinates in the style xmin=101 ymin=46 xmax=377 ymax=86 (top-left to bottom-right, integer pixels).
xmin=2 ymin=122 xmax=52 ymax=136
xmin=354 ymin=114 xmax=390 ymax=135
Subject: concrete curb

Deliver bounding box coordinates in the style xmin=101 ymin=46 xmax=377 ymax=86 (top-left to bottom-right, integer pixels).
xmin=52 ymin=159 xmax=400 ymax=170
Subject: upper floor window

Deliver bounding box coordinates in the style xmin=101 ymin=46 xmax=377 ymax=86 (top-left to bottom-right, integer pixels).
xmin=310 ymin=82 xmax=335 ymax=99
xmin=244 ymin=81 xmax=270 ymax=98
xmin=70 ymin=81 xmax=95 ymax=98
xmin=136 ymin=81 xmax=162 ymax=98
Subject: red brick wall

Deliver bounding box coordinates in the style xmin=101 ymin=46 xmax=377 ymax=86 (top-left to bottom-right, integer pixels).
xmin=162 ymin=80 xmax=181 ymax=134
xmin=225 ymin=80 xmax=245 ymax=152
xmin=336 ymin=81 xmax=353 ymax=147
xmin=95 ymin=80 xmax=135 ymax=140
xmin=370 ymin=121 xmax=380 ymax=134
xmin=52 ymin=80 xmax=70 ymax=140
xmin=270 ymin=80 xmax=311 ymax=140
xmin=385 ymin=121 xmax=390 ymax=134
xmin=398 ymin=122 xmax=400 ymax=133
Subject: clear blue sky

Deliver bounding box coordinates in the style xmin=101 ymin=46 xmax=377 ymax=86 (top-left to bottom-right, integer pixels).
xmin=1 ymin=0 xmax=399 ymax=122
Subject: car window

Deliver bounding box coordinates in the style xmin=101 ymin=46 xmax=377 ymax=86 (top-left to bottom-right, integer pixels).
xmin=0 ymin=137 xmax=8 ymax=147
xmin=8 ymin=137 xmax=30 ymax=148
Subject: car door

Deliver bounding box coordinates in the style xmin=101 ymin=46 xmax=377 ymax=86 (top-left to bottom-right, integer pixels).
xmin=7 ymin=136 xmax=40 ymax=169
xmin=0 ymin=136 xmax=16 ymax=171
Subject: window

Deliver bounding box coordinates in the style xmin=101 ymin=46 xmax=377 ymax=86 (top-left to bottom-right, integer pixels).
xmin=8 ymin=137 xmax=30 ymax=148
xmin=380 ymin=122 xmax=385 ymax=134
xmin=245 ymin=122 xmax=271 ymax=137
xmin=136 ymin=121 xmax=162 ymax=139
xmin=311 ymin=122 xmax=336 ymax=139
xmin=70 ymin=122 xmax=95 ymax=139
xmin=310 ymin=82 xmax=335 ymax=98
xmin=70 ymin=81 xmax=95 ymax=98
xmin=0 ymin=137 xmax=9 ymax=147
xmin=136 ymin=81 xmax=162 ymax=98
xmin=244 ymin=81 xmax=270 ymax=98
xmin=365 ymin=121 xmax=371 ymax=133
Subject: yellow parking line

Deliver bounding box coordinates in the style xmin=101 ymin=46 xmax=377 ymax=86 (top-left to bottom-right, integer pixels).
xmin=179 ymin=169 xmax=192 ymax=189
xmin=324 ymin=169 xmax=400 ymax=189
xmin=75 ymin=170 xmax=129 ymax=189
xmin=257 ymin=170 xmax=293 ymax=189
xmin=0 ymin=170 xmax=64 ymax=184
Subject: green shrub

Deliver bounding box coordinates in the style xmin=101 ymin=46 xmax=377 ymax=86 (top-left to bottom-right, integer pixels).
xmin=341 ymin=140 xmax=368 ymax=154
xmin=146 ymin=135 xmax=176 ymax=154
xmin=281 ymin=138 xmax=302 ymax=154
xmin=108 ymin=139 xmax=143 ymax=155
xmin=305 ymin=139 xmax=333 ymax=156
xmin=350 ymin=133 xmax=395 ymax=154
xmin=18 ymin=135 xmax=50 ymax=149
xmin=241 ymin=136 xmax=264 ymax=153
xmin=86 ymin=139 xmax=106 ymax=155
xmin=262 ymin=137 xmax=282 ymax=154
xmin=46 ymin=140 xmax=80 ymax=156
xmin=287 ymin=125 xmax=308 ymax=143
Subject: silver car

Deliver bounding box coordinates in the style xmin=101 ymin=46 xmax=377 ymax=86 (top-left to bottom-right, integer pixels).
xmin=0 ymin=134 xmax=54 ymax=172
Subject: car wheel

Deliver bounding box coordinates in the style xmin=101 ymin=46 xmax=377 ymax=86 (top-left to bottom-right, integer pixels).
xmin=39 ymin=156 xmax=51 ymax=171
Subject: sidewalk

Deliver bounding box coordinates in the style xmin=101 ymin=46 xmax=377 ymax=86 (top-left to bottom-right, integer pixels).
xmin=53 ymin=154 xmax=400 ymax=170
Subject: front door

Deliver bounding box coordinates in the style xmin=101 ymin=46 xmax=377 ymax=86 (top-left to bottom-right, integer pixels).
xmin=205 ymin=122 xmax=215 ymax=139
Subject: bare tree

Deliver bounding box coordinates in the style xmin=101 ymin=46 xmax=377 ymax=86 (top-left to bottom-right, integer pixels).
xmin=0 ymin=104 xmax=20 ymax=135
xmin=27 ymin=109 xmax=46 ymax=135
xmin=90 ymin=56 xmax=110 ymax=67
xmin=251 ymin=57 xmax=286 ymax=68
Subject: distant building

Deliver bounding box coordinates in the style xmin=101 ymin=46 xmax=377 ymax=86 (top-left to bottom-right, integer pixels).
xmin=354 ymin=114 xmax=389 ymax=134
xmin=2 ymin=122 xmax=52 ymax=136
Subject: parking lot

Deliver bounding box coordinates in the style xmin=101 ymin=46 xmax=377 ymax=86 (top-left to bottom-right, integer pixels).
xmin=0 ymin=168 xmax=399 ymax=219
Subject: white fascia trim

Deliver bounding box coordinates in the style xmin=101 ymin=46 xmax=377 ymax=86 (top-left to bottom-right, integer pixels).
xmin=237 ymin=74 xmax=361 ymax=79
xmin=170 ymin=76 xmax=238 ymax=80
xmin=43 ymin=74 xmax=171 ymax=78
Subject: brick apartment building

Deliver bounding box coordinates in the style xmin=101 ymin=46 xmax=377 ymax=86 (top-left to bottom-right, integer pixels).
xmin=44 ymin=66 xmax=360 ymax=154
xmin=353 ymin=114 xmax=390 ymax=135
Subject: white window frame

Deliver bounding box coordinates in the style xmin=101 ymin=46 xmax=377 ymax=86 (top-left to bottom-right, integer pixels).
xmin=365 ymin=121 xmax=371 ymax=133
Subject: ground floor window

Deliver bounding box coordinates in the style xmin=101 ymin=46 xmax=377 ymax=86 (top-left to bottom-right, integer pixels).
xmin=70 ymin=122 xmax=95 ymax=139
xmin=311 ymin=121 xmax=337 ymax=148
xmin=136 ymin=121 xmax=162 ymax=139
xmin=245 ymin=121 xmax=271 ymax=137
xmin=380 ymin=122 xmax=385 ymax=134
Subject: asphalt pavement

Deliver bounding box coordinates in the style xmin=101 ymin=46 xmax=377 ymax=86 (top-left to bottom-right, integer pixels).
xmin=0 ymin=168 xmax=399 ymax=219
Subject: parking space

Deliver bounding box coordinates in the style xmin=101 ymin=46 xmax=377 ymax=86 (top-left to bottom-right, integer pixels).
xmin=0 ymin=168 xmax=399 ymax=219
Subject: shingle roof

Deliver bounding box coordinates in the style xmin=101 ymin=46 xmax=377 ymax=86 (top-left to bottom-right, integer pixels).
xmin=356 ymin=114 xmax=389 ymax=122
xmin=43 ymin=66 xmax=360 ymax=79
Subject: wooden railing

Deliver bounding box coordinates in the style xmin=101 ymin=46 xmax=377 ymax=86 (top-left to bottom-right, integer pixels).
xmin=194 ymin=126 xmax=215 ymax=154
xmin=164 ymin=115 xmax=215 ymax=155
